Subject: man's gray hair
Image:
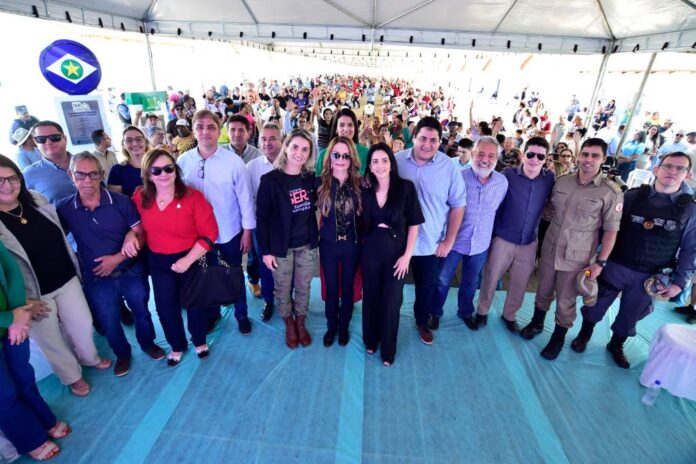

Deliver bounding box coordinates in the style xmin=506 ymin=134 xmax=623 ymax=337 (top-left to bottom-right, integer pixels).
xmin=475 ymin=135 xmax=501 ymax=154
xmin=69 ymin=151 xmax=103 ymax=172
xmin=262 ymin=122 xmax=283 ymax=134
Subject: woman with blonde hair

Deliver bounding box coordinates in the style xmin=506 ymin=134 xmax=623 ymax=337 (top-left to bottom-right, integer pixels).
xmin=257 ymin=129 xmax=319 ymax=349
xmin=317 ymin=136 xmax=362 ymax=347
xmin=108 ymin=126 xmax=150 ymax=197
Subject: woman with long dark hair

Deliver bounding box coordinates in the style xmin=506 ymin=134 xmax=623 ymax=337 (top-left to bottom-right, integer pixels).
xmin=315 ymin=108 xmax=369 ymax=175
xmin=0 ymin=155 xmax=110 ymax=396
xmin=644 ymin=124 xmax=663 ymax=168
xmin=317 ymin=136 xmax=362 ymax=347
xmin=361 ymin=143 xmax=423 ymax=366
xmin=132 ymin=149 xmax=218 ymax=366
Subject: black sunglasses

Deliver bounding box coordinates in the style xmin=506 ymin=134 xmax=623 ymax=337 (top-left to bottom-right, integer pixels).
xmin=525 ymin=151 xmax=546 ymax=161
xmin=331 ymin=152 xmax=351 ymax=160
xmin=148 ymin=164 xmax=176 ymax=176
xmin=34 ymin=134 xmax=63 ymax=144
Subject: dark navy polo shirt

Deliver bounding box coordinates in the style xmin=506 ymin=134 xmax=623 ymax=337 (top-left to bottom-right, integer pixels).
xmin=494 ymin=166 xmax=555 ymax=245
xmin=57 ymin=188 xmax=141 ymax=278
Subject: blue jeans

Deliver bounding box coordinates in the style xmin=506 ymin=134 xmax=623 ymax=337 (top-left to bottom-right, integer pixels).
xmin=253 ymin=231 xmax=274 ymax=303
xmin=618 ymin=161 xmax=636 ymax=182
xmin=410 ymin=255 xmax=441 ymax=327
xmin=246 ymin=239 xmax=260 ymax=285
xmin=0 ymin=337 xmax=56 ymax=454
xmin=432 ymin=249 xmax=489 ymax=319
xmin=207 ymin=232 xmax=249 ymax=321
xmin=83 ymin=260 xmax=156 ymax=359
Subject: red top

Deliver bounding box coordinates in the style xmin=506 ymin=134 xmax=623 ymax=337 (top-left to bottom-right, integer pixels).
xmin=133 ymin=187 xmax=219 ymax=254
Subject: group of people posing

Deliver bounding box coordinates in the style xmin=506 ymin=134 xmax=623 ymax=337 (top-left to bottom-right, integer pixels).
xmin=1 ymin=99 xmax=695 ymax=460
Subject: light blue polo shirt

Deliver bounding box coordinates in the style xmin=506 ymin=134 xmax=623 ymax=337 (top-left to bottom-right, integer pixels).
xmin=396 ymin=148 xmax=466 ymax=256
xmin=23 ymin=157 xmax=76 ymax=206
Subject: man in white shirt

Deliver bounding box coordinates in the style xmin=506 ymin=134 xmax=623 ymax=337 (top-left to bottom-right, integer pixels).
xmin=177 ymin=110 xmax=256 ymax=335
xmin=246 ymin=123 xmax=283 ymax=320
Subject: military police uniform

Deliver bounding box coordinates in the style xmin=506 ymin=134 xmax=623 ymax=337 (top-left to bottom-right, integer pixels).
xmin=572 ymin=184 xmax=696 ymax=367
xmin=534 ymin=170 xmax=624 ymax=327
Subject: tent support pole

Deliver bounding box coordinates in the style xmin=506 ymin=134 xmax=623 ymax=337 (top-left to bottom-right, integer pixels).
xmin=616 ymin=52 xmax=657 ymax=153
xmin=145 ymin=33 xmax=157 ymax=91
xmin=584 ymin=50 xmax=611 ymax=129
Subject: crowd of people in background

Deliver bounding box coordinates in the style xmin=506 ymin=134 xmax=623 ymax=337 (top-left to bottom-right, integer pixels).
xmin=2 ymin=74 xmax=696 ymax=461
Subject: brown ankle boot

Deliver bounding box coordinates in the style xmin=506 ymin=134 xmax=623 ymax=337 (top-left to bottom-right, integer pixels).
xmin=295 ymin=315 xmax=312 ymax=347
xmin=283 ymin=316 xmax=298 ymax=349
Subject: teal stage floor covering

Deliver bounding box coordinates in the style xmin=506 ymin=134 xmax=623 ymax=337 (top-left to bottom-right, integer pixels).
xmin=17 ymin=281 xmax=696 ymax=463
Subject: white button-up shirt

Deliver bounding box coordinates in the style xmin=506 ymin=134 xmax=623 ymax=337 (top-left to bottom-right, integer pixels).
xmin=246 ymin=155 xmax=274 ymax=199
xmin=178 ymin=146 xmax=255 ymax=243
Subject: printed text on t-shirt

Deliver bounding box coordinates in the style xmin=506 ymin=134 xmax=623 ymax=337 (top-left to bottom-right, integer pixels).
xmin=289 ymin=188 xmax=311 ymax=213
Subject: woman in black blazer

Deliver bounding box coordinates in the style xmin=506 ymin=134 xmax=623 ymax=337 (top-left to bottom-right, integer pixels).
xmin=257 ymin=129 xmax=319 ymax=349
xmin=361 ymin=143 xmax=424 ymax=366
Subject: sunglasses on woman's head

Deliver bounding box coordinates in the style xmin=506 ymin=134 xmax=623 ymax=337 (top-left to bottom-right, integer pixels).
xmin=331 ymin=152 xmax=351 ymax=160
xmin=148 ymin=164 xmax=176 ymax=176
xmin=525 ymin=151 xmax=546 ymax=161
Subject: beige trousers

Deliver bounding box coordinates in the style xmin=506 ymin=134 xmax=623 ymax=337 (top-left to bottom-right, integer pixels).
xmin=30 ymin=276 xmax=101 ymax=385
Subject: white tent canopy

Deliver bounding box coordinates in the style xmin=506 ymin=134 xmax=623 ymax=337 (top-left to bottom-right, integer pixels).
xmin=2 ymin=0 xmax=696 ymax=54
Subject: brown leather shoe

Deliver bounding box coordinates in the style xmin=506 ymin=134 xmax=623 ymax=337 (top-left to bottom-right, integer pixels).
xmin=283 ymin=316 xmax=298 ymax=349
xmin=295 ymin=314 xmax=312 ymax=347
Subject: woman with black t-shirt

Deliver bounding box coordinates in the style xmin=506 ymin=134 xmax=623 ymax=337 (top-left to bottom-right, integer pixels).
xmin=0 ymin=155 xmax=109 ymax=396
xmin=257 ymin=129 xmax=319 ymax=349
xmin=361 ymin=143 xmax=424 ymax=366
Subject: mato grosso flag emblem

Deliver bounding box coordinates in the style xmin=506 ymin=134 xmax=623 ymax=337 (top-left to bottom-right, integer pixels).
xmin=39 ymin=40 xmax=101 ymax=95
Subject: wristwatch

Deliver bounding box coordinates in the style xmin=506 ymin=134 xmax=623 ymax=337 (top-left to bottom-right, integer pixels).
xmin=596 ymin=259 xmax=608 ymax=268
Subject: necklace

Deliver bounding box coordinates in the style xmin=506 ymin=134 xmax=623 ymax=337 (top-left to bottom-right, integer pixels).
xmin=157 ymin=193 xmax=174 ymax=207
xmin=2 ymin=203 xmax=28 ymax=224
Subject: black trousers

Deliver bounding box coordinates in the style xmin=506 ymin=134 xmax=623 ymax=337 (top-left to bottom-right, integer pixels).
xmin=320 ymin=240 xmax=361 ymax=332
xmin=362 ymin=229 xmax=406 ymax=362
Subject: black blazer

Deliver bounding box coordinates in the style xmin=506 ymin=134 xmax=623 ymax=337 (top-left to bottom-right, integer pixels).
xmin=257 ymin=169 xmax=319 ymax=257
xmin=361 ymin=179 xmax=424 ymax=245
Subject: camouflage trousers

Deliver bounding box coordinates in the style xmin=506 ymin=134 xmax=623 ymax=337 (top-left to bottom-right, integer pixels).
xmin=273 ymin=244 xmax=318 ymax=318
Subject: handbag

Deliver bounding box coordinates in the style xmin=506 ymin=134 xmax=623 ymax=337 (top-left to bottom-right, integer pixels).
xmin=180 ymin=237 xmax=242 ymax=310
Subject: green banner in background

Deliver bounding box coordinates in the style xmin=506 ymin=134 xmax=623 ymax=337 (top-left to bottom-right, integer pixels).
xmin=124 ymin=91 xmax=167 ymax=111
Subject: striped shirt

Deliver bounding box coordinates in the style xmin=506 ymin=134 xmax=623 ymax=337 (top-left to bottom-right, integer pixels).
xmin=453 ymin=168 xmax=508 ymax=255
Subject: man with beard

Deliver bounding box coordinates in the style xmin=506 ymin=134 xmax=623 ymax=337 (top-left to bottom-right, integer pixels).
xmin=430 ymin=136 xmax=508 ymax=330
xmin=521 ymin=138 xmax=623 ymax=360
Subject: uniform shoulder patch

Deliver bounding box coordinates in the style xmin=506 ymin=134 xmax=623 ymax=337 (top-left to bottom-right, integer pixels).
xmin=602 ymin=177 xmax=623 ymax=194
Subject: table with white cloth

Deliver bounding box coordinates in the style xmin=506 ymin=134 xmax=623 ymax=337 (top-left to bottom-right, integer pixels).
xmin=640 ymin=323 xmax=696 ymax=401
